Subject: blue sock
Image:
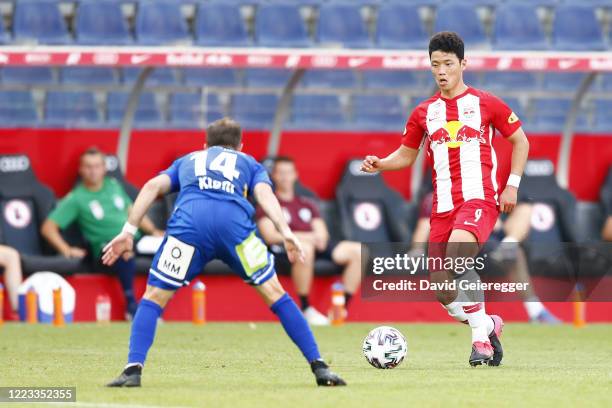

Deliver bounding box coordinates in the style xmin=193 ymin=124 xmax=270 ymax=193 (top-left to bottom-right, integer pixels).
xmin=114 ymin=257 xmax=137 ymax=308
xmin=127 ymin=299 xmax=163 ymax=366
xmin=270 ymin=293 xmax=321 ymax=363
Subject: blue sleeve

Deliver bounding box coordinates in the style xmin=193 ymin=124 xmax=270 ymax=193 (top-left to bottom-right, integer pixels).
xmin=160 ymin=158 xmax=182 ymax=193
xmin=249 ymin=160 xmax=272 ymax=194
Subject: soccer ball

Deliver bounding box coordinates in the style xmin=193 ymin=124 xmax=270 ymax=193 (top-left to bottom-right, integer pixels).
xmin=362 ymin=326 xmax=407 ymax=369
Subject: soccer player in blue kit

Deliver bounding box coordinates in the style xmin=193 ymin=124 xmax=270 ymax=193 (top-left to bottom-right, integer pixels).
xmin=103 ymin=118 xmax=346 ymax=387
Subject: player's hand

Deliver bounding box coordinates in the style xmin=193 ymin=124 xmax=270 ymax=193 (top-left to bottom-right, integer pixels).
xmin=101 ymin=232 xmax=134 ymax=266
xmin=499 ymin=186 xmax=518 ymax=214
xmin=360 ymin=155 xmax=382 ymax=173
xmin=281 ymin=230 xmax=305 ymax=264
xmin=62 ymin=247 xmax=87 ymax=259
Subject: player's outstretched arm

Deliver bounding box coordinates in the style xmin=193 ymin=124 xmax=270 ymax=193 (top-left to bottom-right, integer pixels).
xmin=102 ymin=174 xmax=172 ymax=266
xmin=254 ymin=183 xmax=305 ymax=263
xmin=499 ymin=128 xmax=530 ymax=214
xmin=360 ymin=145 xmax=418 ymax=173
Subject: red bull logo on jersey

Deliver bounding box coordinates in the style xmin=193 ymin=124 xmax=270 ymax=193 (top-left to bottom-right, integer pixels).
xmin=430 ymin=120 xmax=485 ymax=148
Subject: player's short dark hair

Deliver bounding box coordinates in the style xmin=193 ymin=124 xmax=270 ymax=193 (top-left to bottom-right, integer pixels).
xmin=80 ymin=146 xmax=105 ymax=162
xmin=206 ymin=118 xmax=242 ymax=149
xmin=429 ymin=31 xmax=465 ymax=61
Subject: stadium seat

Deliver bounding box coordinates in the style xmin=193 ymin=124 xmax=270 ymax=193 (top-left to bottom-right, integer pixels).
xmin=0 ymin=154 xmax=88 ymax=274
xmin=0 ymin=153 xmax=53 ymax=256
xmin=493 ymin=3 xmax=548 ymax=50
xmin=433 ymin=3 xmax=488 ymax=49
xmin=481 ymin=72 xmax=538 ymax=91
xmin=552 ymin=5 xmax=606 ymax=51
xmin=136 ymin=0 xmax=191 ymax=45
xmin=520 ymin=159 xmax=578 ymax=279
xmin=230 ymin=93 xmax=279 ymax=130
xmin=593 ymin=99 xmax=612 ymax=131
xmin=529 ymin=98 xmax=572 ymax=132
xmin=316 ymin=4 xmax=371 ymax=48
xmin=183 ymin=68 xmax=240 ymax=87
xmin=244 ymin=69 xmax=292 ymax=88
xmin=0 ymin=13 xmax=10 ymax=44
xmin=375 ymin=4 xmax=428 ymax=49
xmin=597 ymin=73 xmax=612 ymax=91
xmin=362 ymin=70 xmax=424 ymax=90
xmin=60 ymin=67 xmax=117 ymax=86
xmin=169 ymin=92 xmax=224 ymax=129
xmin=0 ymin=91 xmax=38 ymax=126
xmin=301 ymin=70 xmax=357 ymax=89
xmin=543 ymin=73 xmax=586 ymax=91
xmin=351 ymin=94 xmax=405 ymax=131
xmin=44 ymin=91 xmax=100 ymax=127
xmin=195 ymin=3 xmax=250 ymax=46
xmin=256 ymin=3 xmax=311 ymax=47
xmin=1 ymin=67 xmax=54 ymax=85
xmin=122 ymin=68 xmax=178 ymax=86
xmin=600 ymin=166 xmax=612 ymax=221
xmin=75 ymin=0 xmax=133 ymax=45
xmin=335 ymin=159 xmax=411 ymax=243
xmin=290 ymin=94 xmax=345 ymax=130
xmin=13 ymin=0 xmax=71 ymax=44
xmin=107 ymin=92 xmax=163 ymax=128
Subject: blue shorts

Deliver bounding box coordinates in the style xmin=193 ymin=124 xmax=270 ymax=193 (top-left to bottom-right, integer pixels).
xmin=147 ymin=199 xmax=276 ymax=290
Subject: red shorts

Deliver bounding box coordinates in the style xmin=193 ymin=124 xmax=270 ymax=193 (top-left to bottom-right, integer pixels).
xmin=429 ymin=199 xmax=499 ymax=245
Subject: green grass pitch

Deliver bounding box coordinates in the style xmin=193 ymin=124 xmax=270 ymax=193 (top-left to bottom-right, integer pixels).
xmin=1 ymin=322 xmax=611 ymax=408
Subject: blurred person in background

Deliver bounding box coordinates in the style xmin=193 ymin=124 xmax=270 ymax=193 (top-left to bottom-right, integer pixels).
xmin=41 ymin=147 xmax=164 ymax=319
xmin=257 ymin=157 xmax=361 ymax=326
xmin=412 ymin=192 xmax=560 ymax=323
xmin=0 ymin=244 xmax=22 ymax=319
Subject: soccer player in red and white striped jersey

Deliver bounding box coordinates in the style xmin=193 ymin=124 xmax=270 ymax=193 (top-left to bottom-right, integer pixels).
xmin=361 ymin=32 xmax=530 ymax=366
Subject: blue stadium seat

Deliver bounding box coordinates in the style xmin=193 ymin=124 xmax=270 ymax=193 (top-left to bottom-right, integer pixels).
xmin=256 ymin=4 xmax=311 ymax=47
xmin=2 ymin=67 xmax=54 ymax=85
xmin=529 ymin=98 xmax=572 ymax=132
xmin=375 ymin=4 xmax=428 ymax=49
xmin=169 ymin=92 xmax=224 ymax=129
xmin=301 ymin=69 xmax=357 ymax=89
xmin=351 ymin=94 xmax=405 ymax=131
xmin=543 ymin=73 xmax=586 ymax=91
xmin=597 ymin=73 xmax=612 ymax=91
xmin=363 ymin=70 xmax=424 ymax=90
xmin=317 ymin=4 xmax=371 ymax=48
xmin=44 ymin=91 xmax=100 ymax=127
xmin=107 ymin=92 xmax=163 ymax=128
xmin=13 ymin=0 xmax=71 ymax=44
xmin=195 ymin=3 xmax=249 ymax=46
xmin=0 ymin=14 xmax=10 ymax=44
xmin=481 ymin=72 xmax=538 ymax=91
xmin=75 ymin=0 xmax=133 ymax=45
xmin=593 ymin=99 xmax=612 ymax=131
xmin=433 ymin=4 xmax=488 ymax=49
xmin=122 ymin=68 xmax=178 ymax=86
xmin=183 ymin=68 xmax=240 ymax=87
xmin=244 ymin=69 xmax=292 ymax=88
xmin=290 ymin=94 xmax=345 ymax=130
xmin=552 ymin=5 xmax=606 ymax=51
xmin=230 ymin=93 xmax=278 ymax=130
xmin=60 ymin=67 xmax=117 ymax=85
xmin=136 ymin=1 xmax=191 ymax=45
xmin=493 ymin=3 xmax=548 ymax=50
xmin=0 ymin=91 xmax=37 ymax=126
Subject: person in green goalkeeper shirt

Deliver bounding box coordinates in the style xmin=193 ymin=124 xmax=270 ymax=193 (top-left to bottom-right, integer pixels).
xmin=41 ymin=147 xmax=164 ymax=318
